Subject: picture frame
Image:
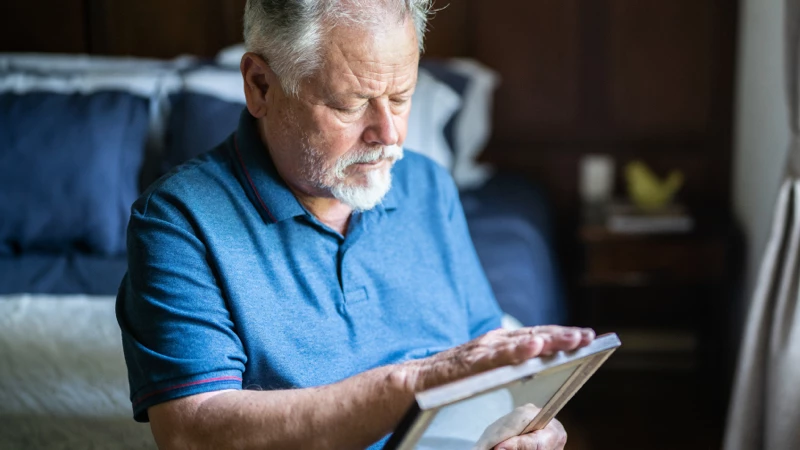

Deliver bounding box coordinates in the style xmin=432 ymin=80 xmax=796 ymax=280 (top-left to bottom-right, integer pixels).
xmin=383 ymin=333 xmax=621 ymax=450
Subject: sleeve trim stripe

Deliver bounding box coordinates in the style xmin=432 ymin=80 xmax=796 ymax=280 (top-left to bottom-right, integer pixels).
xmin=133 ymin=375 xmax=242 ymax=406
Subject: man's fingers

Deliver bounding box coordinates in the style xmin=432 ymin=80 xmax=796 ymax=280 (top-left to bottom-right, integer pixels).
xmin=579 ymin=328 xmax=596 ymax=346
xmin=489 ymin=336 xmax=545 ymax=366
xmin=473 ymin=404 xmax=542 ymax=450
xmin=493 ymin=432 xmax=560 ymax=450
xmin=508 ymin=326 xmax=594 ymax=342
xmin=414 ymin=326 xmax=596 ymax=390
xmin=488 ymin=327 xmax=596 ymax=364
xmin=508 ymin=326 xmax=595 ymax=355
xmin=493 ymin=420 xmax=567 ymax=450
xmin=506 ymin=326 xmax=566 ymax=338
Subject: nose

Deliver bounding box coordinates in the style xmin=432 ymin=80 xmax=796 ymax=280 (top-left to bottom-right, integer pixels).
xmin=363 ymin=102 xmax=400 ymax=147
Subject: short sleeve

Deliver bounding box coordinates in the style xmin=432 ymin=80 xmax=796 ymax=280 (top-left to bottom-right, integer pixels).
xmin=440 ymin=169 xmax=503 ymax=338
xmin=116 ymin=192 xmax=245 ymax=422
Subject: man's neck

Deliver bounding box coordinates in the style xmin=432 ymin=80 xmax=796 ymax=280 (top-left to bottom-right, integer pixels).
xmin=290 ymin=188 xmax=354 ymax=236
xmin=258 ymin=121 xmax=353 ymax=235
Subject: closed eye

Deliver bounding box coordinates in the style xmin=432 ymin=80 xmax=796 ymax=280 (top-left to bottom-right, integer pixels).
xmin=334 ymin=102 xmax=368 ymax=114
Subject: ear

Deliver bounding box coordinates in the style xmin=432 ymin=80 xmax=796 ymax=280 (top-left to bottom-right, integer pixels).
xmin=240 ymin=52 xmax=280 ymax=118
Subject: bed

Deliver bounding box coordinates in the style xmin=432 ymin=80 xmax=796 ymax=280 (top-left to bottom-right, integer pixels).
xmin=0 ymin=51 xmax=565 ymax=448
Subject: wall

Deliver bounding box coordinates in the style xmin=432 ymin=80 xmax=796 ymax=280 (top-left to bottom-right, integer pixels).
xmin=0 ymin=1 xmax=739 ymax=227
xmin=733 ymin=0 xmax=790 ymax=307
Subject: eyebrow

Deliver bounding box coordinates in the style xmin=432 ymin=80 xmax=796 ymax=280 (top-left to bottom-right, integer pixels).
xmin=348 ymin=85 xmax=416 ymax=100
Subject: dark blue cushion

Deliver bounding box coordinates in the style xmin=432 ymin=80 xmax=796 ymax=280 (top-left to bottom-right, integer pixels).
xmin=0 ymin=254 xmax=129 ymax=295
xmin=0 ymin=91 xmax=149 ymax=256
xmin=164 ymin=92 xmax=243 ymax=173
xmin=461 ymin=174 xmax=566 ymax=326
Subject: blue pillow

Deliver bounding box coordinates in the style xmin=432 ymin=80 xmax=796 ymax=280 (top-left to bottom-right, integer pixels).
xmin=0 ymin=91 xmax=149 ymax=256
xmin=164 ymin=92 xmax=243 ymax=173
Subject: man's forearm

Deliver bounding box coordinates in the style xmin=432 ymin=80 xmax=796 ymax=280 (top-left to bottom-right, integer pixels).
xmin=158 ymin=363 xmax=415 ymax=450
xmin=150 ymin=327 xmax=595 ymax=450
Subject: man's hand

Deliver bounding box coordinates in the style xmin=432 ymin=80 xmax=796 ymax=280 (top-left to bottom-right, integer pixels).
xmin=147 ymin=326 xmax=591 ymax=450
xmin=473 ymin=404 xmax=567 ymax=450
xmin=404 ymin=326 xmax=595 ymax=392
xmin=492 ymin=418 xmax=567 ymax=450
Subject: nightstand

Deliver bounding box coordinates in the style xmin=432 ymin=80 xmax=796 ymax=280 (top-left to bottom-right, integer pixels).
xmin=563 ymin=204 xmax=739 ymax=449
xmin=575 ymin=209 xmax=729 ymax=373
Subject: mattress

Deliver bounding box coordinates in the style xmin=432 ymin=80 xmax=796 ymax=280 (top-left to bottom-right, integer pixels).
xmin=0 ymin=294 xmax=157 ymax=449
xmin=0 ymin=295 xmax=521 ymax=449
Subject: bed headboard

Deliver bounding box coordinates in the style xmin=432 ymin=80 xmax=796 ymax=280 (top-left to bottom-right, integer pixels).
xmin=0 ymin=0 xmax=738 ymax=223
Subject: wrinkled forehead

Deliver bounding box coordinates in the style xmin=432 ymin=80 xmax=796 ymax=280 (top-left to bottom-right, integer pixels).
xmin=309 ymin=18 xmax=420 ymax=97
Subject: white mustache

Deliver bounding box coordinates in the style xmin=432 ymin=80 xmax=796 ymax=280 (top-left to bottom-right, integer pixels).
xmin=337 ymin=145 xmax=402 ymax=169
xmin=332 ymin=145 xmax=404 ymax=180
xmin=351 ymin=145 xmax=403 ymax=164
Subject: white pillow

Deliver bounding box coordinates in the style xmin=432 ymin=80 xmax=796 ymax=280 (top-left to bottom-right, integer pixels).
xmin=0 ymin=52 xmax=194 ymax=73
xmin=181 ymin=66 xmax=245 ymax=103
xmin=404 ymin=68 xmax=462 ymax=170
xmin=216 ymin=44 xmax=247 ymax=69
xmin=445 ymin=59 xmax=501 ymax=189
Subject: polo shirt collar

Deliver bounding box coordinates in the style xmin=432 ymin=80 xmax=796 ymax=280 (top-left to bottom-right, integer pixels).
xmin=231 ymin=109 xmax=306 ymax=224
xmin=230 ymin=109 xmax=399 ymax=224
xmin=379 ymin=168 xmax=399 ymax=211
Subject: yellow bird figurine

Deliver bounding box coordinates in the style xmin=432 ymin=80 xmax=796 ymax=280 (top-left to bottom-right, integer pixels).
xmin=625 ymin=160 xmax=684 ymax=211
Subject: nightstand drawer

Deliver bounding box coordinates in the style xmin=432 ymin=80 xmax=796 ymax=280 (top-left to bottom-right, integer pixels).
xmin=583 ymin=238 xmax=726 ymax=284
xmin=602 ymin=328 xmax=699 ymax=372
xmin=574 ymin=285 xmax=709 ymax=329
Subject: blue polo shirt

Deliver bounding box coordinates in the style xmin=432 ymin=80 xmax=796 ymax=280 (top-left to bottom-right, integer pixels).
xmin=116 ymin=109 xmax=502 ymax=444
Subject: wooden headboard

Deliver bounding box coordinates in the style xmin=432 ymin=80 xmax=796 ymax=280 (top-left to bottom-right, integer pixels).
xmin=0 ymin=0 xmax=738 ymax=222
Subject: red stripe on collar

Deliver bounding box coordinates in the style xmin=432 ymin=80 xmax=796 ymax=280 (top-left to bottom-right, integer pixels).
xmin=233 ymin=134 xmax=278 ymax=223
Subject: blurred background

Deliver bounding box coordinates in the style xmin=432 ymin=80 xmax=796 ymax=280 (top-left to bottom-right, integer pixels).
xmin=0 ymin=0 xmax=794 ymax=449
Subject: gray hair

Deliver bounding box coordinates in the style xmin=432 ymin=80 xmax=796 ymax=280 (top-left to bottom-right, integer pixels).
xmin=244 ymin=0 xmax=432 ymax=96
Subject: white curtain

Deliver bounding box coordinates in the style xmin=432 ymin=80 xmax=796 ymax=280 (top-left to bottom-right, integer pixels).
xmin=723 ymin=1 xmax=800 ymax=449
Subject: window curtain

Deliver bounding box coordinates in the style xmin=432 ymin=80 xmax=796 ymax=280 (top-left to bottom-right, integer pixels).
xmin=723 ymin=1 xmax=800 ymax=449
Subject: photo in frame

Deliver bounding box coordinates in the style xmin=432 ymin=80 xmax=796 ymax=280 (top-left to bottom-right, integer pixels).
xmin=383 ymin=333 xmax=621 ymax=450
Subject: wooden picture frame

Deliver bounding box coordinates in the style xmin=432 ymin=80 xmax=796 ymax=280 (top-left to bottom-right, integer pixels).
xmin=383 ymin=333 xmax=621 ymax=450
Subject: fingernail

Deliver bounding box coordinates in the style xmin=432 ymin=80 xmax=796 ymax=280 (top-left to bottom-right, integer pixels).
xmin=562 ymin=331 xmax=578 ymax=339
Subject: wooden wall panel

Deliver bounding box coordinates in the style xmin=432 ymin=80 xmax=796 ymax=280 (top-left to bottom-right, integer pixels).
xmin=0 ymin=0 xmax=86 ymax=53
xmin=473 ymin=0 xmax=582 ymax=141
xmin=0 ymin=0 xmax=737 ymax=225
xmin=88 ymin=0 xmax=246 ymax=57
xmin=424 ymin=1 xmax=470 ymax=57
xmin=608 ymin=0 xmax=715 ymax=137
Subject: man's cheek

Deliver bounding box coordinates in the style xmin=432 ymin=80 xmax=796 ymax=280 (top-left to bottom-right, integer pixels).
xmin=395 ymin=114 xmax=410 ymax=145
xmin=393 ymin=128 xmax=408 ymax=148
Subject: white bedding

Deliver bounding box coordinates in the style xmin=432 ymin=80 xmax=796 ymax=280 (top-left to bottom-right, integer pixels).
xmin=0 ymin=295 xmax=523 ymax=449
xmin=0 ymin=295 xmax=156 ymax=449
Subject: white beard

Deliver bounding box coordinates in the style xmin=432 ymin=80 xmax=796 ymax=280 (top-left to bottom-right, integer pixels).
xmin=301 ymin=143 xmax=404 ymax=211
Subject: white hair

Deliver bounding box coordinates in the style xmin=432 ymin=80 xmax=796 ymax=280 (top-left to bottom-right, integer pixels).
xmin=244 ymin=0 xmax=432 ymax=96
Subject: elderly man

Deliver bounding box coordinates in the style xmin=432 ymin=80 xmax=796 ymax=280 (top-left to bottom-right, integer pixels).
xmin=116 ymin=1 xmax=594 ymax=449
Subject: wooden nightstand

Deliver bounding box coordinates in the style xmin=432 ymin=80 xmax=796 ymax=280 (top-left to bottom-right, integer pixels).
xmin=562 ymin=204 xmax=739 ymax=450
xmin=575 ymin=209 xmax=729 ymax=373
